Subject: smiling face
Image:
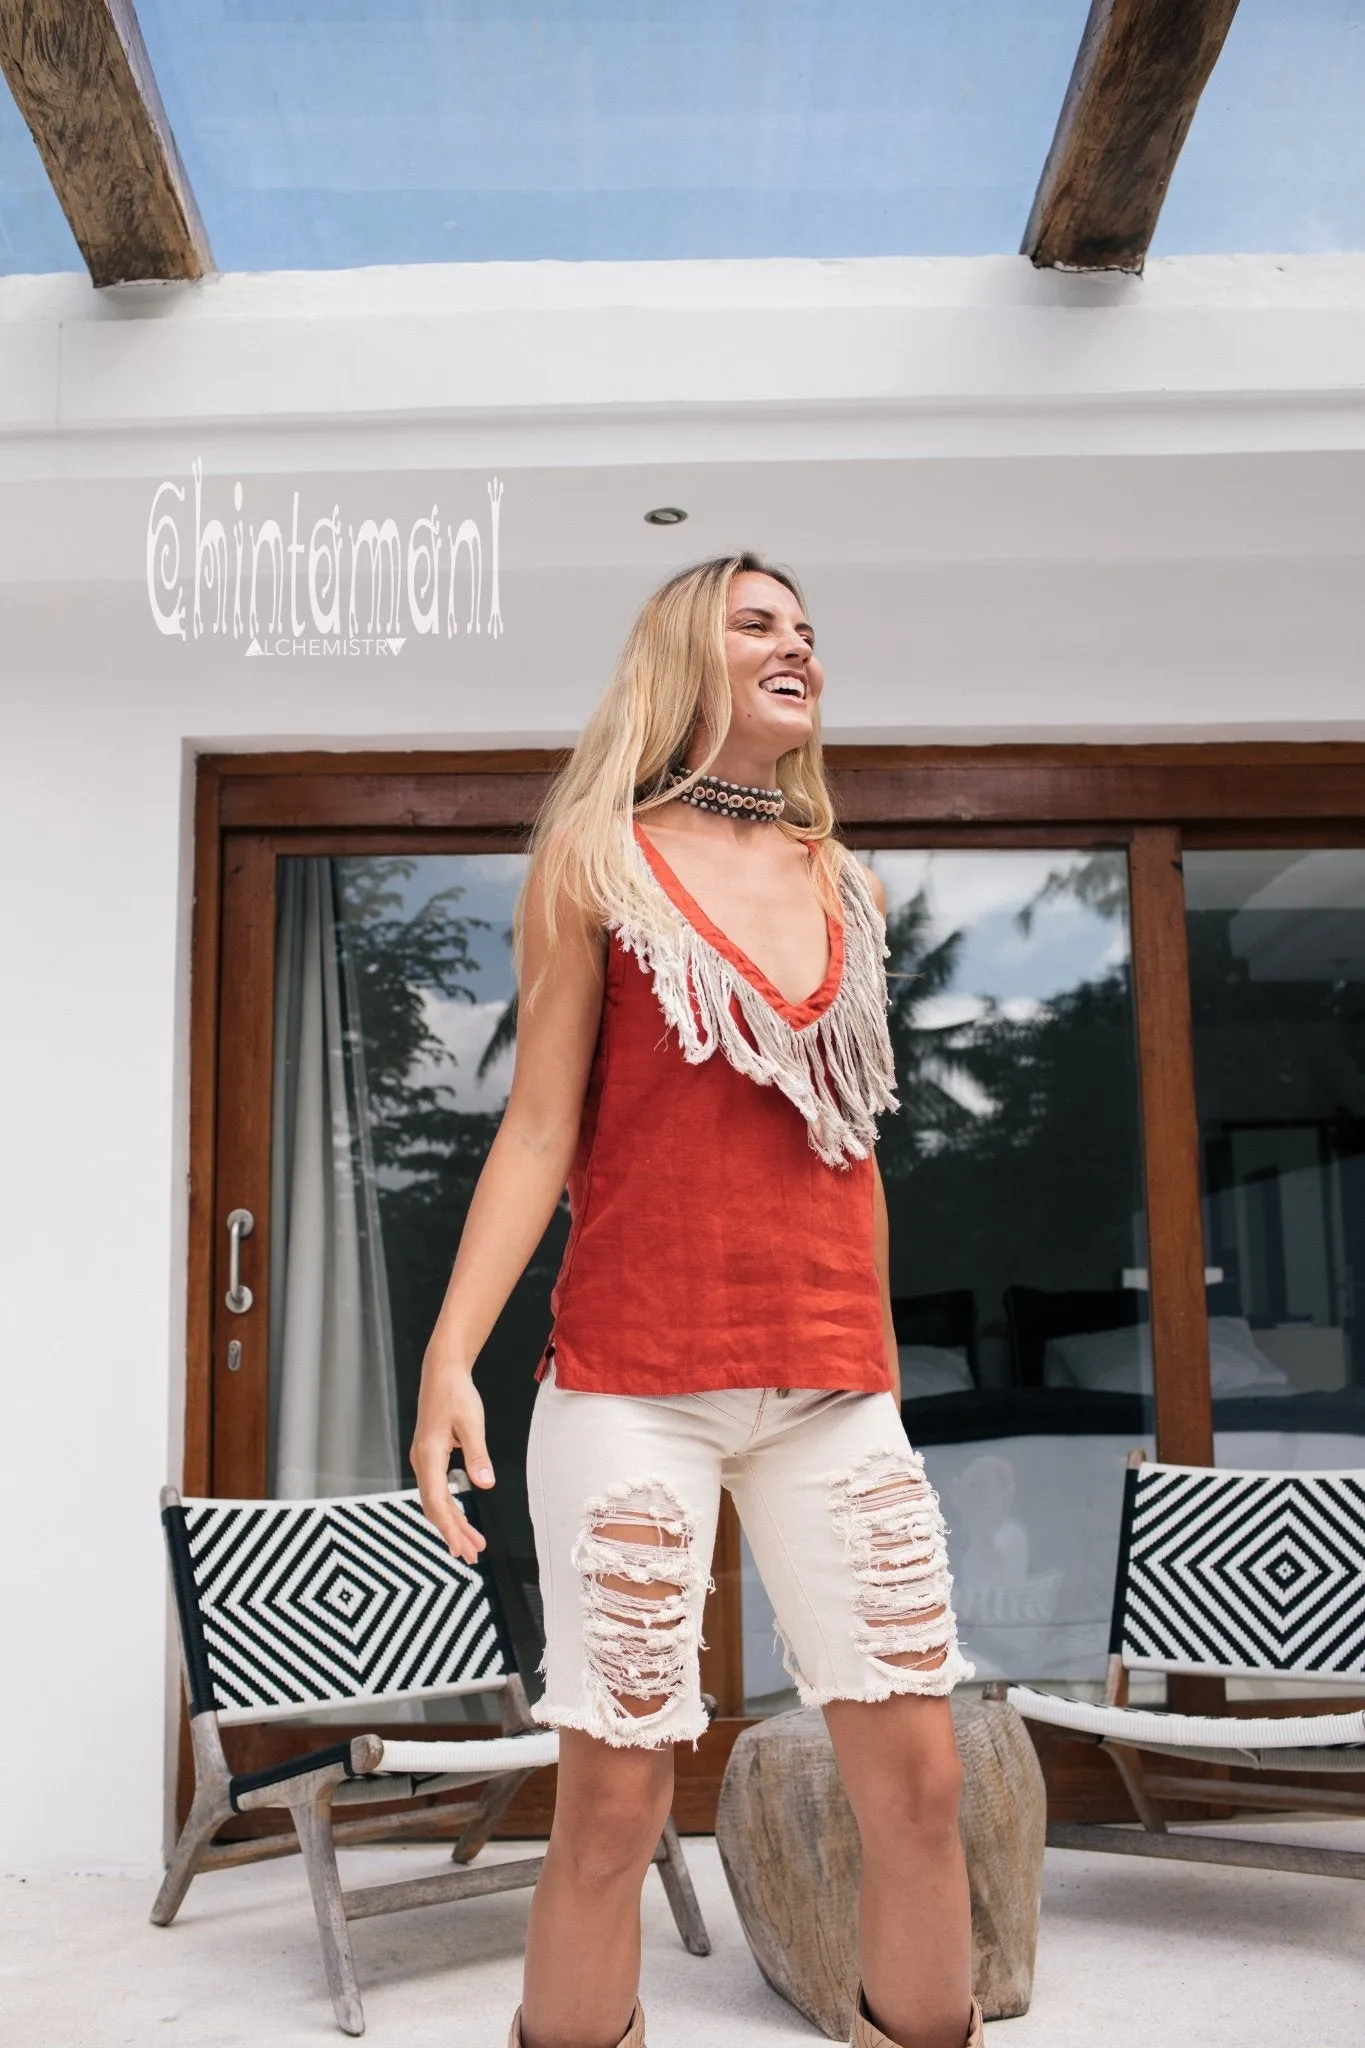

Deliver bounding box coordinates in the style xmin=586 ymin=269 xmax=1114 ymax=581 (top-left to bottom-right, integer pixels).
xmin=716 ymin=570 xmax=824 ymax=766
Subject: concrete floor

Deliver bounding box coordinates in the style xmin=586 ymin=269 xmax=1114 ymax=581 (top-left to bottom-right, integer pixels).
xmin=3 ymin=1826 xmax=1363 ymax=2048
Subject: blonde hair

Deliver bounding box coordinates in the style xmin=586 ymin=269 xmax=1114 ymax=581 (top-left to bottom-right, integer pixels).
xmin=519 ymin=553 xmax=843 ymax=980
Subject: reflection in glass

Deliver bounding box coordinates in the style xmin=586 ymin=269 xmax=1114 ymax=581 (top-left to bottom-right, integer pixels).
xmin=266 ymin=847 xmax=1163 ymax=1712
xmin=740 ymin=850 xmax=1153 ymax=1705
xmin=1185 ymin=851 xmax=1365 ymax=1472
xmin=270 ymin=855 xmax=547 ymax=1720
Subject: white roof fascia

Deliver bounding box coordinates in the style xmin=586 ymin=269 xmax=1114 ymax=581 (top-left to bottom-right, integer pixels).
xmin=1 ymin=253 xmax=1364 ymax=478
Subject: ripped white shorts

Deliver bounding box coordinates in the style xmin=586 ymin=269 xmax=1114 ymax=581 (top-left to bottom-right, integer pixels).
xmin=526 ymin=1363 xmax=973 ymax=1749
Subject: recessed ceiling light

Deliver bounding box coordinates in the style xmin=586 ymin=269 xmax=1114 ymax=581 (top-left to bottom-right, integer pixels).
xmin=644 ymin=506 xmax=687 ymax=525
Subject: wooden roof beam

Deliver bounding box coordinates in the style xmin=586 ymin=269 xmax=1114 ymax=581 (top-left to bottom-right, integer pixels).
xmin=1024 ymin=0 xmax=1241 ymax=273
xmin=0 ymin=0 xmax=211 ymax=285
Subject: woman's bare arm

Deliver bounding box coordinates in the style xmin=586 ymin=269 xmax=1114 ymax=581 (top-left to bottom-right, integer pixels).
xmin=411 ymin=876 xmax=606 ymax=1560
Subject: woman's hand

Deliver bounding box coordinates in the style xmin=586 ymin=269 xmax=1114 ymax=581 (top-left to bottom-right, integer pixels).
xmin=411 ymin=1360 xmax=493 ymax=1564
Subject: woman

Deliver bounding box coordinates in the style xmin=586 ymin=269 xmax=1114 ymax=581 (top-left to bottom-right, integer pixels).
xmin=412 ymin=555 xmax=979 ymax=2048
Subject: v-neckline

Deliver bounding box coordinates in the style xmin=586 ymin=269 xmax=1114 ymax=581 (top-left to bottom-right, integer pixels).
xmin=633 ymin=822 xmax=844 ymax=1029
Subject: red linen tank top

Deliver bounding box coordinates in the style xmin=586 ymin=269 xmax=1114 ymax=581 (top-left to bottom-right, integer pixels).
xmin=536 ymin=825 xmax=895 ymax=1398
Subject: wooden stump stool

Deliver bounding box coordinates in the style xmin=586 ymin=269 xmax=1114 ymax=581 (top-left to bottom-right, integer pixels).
xmin=716 ymin=1697 xmax=1045 ymax=2040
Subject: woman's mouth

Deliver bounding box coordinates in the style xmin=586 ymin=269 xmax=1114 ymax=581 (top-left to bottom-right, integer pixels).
xmin=760 ymin=673 xmax=807 ymax=701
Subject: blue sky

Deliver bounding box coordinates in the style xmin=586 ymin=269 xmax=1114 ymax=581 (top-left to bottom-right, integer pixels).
xmin=7 ymin=4 xmax=1362 ymax=275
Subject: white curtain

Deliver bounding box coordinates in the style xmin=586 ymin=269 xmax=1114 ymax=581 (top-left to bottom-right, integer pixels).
xmin=268 ymin=861 xmax=401 ymax=1499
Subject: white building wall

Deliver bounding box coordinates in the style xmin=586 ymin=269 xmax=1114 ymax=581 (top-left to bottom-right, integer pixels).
xmin=2 ymin=253 xmax=1364 ymax=1874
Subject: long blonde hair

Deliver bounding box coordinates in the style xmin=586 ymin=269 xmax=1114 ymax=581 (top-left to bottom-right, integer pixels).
xmin=520 ymin=553 xmax=843 ymax=977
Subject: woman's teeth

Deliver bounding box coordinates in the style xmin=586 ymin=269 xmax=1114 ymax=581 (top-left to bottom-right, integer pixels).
xmin=762 ymin=678 xmax=804 ymax=698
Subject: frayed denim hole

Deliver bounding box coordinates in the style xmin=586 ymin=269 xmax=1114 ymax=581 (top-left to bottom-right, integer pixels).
xmin=828 ymin=1451 xmax=958 ymax=1681
xmin=570 ymin=1480 xmax=710 ymax=1724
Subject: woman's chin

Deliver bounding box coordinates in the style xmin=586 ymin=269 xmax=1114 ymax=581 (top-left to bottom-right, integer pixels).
xmin=754 ymin=710 xmax=814 ymax=752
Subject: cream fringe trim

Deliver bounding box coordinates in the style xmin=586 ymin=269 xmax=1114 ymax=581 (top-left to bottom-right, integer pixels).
xmin=613 ymin=836 xmax=899 ymax=1167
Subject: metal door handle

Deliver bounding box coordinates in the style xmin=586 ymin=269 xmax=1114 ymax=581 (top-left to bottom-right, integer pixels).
xmin=225 ymin=1207 xmax=255 ymax=1313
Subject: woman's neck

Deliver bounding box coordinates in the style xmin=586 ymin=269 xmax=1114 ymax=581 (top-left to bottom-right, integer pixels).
xmin=684 ymin=741 xmax=782 ymax=789
xmin=648 ymin=745 xmax=789 ymax=846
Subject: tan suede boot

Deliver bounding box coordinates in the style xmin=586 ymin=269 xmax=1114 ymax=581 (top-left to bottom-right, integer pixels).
xmin=508 ymin=1998 xmax=646 ymax=2048
xmin=850 ymin=1984 xmax=984 ymax=2048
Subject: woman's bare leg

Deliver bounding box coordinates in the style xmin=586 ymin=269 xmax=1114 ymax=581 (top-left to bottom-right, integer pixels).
xmin=823 ymin=1692 xmax=972 ymax=2048
xmin=520 ymin=1729 xmax=674 ymax=2048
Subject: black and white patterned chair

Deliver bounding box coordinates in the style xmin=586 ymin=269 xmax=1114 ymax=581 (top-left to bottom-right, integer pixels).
xmin=154 ymin=1480 xmax=710 ymax=2035
xmin=1000 ymin=1450 xmax=1365 ymax=1879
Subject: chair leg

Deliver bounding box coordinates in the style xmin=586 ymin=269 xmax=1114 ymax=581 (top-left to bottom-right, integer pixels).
xmin=450 ymin=1768 xmax=533 ymax=1866
xmin=291 ymin=1785 xmax=366 ymax=2037
xmin=150 ymin=1789 xmax=231 ymax=1926
xmin=1104 ymin=1741 xmax=1168 ymax=1835
xmin=653 ymin=1815 xmax=711 ymax=1956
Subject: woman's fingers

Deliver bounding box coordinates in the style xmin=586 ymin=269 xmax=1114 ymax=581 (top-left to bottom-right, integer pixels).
xmin=416 ymin=1464 xmax=487 ymax=1562
xmin=441 ymin=1379 xmax=495 ymax=1491
xmin=458 ymin=1422 xmax=495 ymax=1490
xmin=411 ymin=1374 xmax=495 ymax=1562
xmin=411 ymin=1431 xmax=488 ymax=1563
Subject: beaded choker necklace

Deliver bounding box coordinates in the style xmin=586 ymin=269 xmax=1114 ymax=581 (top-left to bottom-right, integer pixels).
xmin=665 ymin=769 xmax=785 ymax=822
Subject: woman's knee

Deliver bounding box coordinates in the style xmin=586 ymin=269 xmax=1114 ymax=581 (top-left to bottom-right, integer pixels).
xmin=862 ymin=1742 xmax=963 ymax=1846
xmin=549 ymin=1732 xmax=675 ymax=1882
xmin=827 ymin=1698 xmax=964 ymax=1844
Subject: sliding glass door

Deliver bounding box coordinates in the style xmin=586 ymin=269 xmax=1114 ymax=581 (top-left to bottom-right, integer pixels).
xmin=241 ymin=837 xmax=1163 ymax=1718
xmin=1183 ymin=850 xmax=1365 ymax=1488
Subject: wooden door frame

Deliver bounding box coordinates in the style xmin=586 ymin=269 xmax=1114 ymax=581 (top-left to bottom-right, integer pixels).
xmin=185 ymin=750 xmax=559 ymax=1498
xmin=185 ymin=743 xmax=1365 ymax=1832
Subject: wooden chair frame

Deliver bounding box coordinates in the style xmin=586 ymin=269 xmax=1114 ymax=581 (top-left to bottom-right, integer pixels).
xmin=998 ymin=1450 xmax=1365 ymax=1883
xmin=153 ymin=1485 xmax=710 ymax=2035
